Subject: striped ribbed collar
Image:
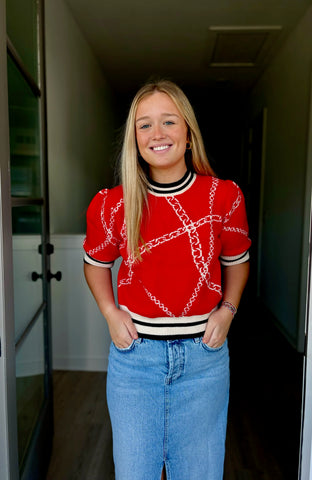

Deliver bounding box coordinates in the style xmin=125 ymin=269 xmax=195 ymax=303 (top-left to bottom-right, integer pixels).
xmin=147 ymin=170 xmax=196 ymax=197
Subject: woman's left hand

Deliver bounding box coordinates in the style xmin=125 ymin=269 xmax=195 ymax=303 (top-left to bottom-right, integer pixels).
xmin=202 ymin=306 xmax=234 ymax=348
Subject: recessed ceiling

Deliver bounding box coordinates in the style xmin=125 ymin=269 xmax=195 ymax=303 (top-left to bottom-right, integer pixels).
xmin=64 ymin=0 xmax=312 ymax=93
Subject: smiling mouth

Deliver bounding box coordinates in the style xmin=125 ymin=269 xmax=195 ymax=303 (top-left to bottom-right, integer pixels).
xmin=151 ymin=145 xmax=171 ymax=152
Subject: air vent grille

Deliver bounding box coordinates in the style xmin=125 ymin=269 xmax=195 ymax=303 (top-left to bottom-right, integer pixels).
xmin=207 ymin=26 xmax=282 ymax=67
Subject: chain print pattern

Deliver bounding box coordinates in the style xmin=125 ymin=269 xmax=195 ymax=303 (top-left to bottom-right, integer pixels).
xmin=89 ymin=179 xmax=248 ymax=317
xmin=223 ymin=183 xmax=241 ymax=224
xmin=142 ymin=286 xmax=175 ymax=317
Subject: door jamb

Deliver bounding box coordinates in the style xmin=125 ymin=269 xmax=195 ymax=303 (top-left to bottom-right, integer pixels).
xmin=0 ymin=0 xmax=19 ymax=478
xmin=299 ymin=75 xmax=312 ymax=480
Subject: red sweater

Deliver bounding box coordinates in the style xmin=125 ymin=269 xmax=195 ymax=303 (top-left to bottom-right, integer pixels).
xmin=84 ymin=171 xmax=251 ymax=339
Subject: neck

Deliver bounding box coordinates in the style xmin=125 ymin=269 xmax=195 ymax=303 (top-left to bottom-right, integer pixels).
xmin=149 ymin=164 xmax=187 ymax=184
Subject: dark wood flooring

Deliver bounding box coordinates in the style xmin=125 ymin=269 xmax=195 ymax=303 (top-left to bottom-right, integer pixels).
xmin=16 ymin=373 xmax=45 ymax=470
xmin=46 ymin=370 xmax=114 ymax=480
xmin=224 ymin=300 xmax=303 ymax=480
xmin=46 ymin=300 xmax=303 ymax=480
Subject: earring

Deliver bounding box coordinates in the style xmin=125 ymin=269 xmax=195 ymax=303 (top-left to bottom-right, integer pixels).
xmin=186 ymin=141 xmax=192 ymax=150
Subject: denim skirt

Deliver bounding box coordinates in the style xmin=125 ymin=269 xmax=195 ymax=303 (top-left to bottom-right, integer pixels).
xmin=107 ymin=337 xmax=230 ymax=480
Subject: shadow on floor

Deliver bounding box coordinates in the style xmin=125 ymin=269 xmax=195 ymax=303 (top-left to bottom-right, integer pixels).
xmin=225 ymin=297 xmax=303 ymax=479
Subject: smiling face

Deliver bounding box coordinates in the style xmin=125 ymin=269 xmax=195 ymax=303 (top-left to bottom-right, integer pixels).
xmin=135 ymin=91 xmax=188 ymax=183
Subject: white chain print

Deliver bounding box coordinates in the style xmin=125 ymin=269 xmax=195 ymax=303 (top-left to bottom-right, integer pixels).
xmin=223 ymin=226 xmax=248 ymax=236
xmin=118 ymin=207 xmax=223 ymax=301
xmin=209 ymin=282 xmax=222 ymax=295
xmin=182 ymin=275 xmax=206 ymax=316
xmin=119 ymin=222 xmax=127 ymax=249
xmin=118 ymin=249 xmax=135 ymax=287
xmin=92 ymin=179 xmax=243 ymax=316
xmin=143 ymin=286 xmax=174 ymax=317
xmin=206 ymin=178 xmax=218 ymax=268
xmin=223 ymin=183 xmax=242 ymax=224
xmin=137 ymin=215 xmax=222 ymax=257
xmin=88 ymin=191 xmax=109 ymax=256
xmin=166 ymin=196 xmax=207 ymax=279
xmin=89 ymin=191 xmax=123 ymax=256
xmin=182 ymin=180 xmax=221 ymax=316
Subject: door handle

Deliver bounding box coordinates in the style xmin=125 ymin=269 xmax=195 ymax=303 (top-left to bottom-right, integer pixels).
xmin=47 ymin=270 xmax=62 ymax=282
xmin=31 ymin=271 xmax=62 ymax=281
xmin=31 ymin=271 xmax=43 ymax=281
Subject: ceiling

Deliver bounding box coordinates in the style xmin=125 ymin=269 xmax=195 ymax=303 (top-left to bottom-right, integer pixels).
xmin=64 ymin=0 xmax=312 ymax=93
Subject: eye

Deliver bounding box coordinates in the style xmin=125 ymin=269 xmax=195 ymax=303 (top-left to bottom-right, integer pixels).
xmin=164 ymin=120 xmax=174 ymax=125
xmin=139 ymin=123 xmax=150 ymax=130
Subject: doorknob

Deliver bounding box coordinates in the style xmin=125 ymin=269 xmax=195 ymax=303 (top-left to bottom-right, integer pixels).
xmin=31 ymin=271 xmax=43 ymax=281
xmin=31 ymin=271 xmax=62 ymax=281
xmin=47 ymin=270 xmax=62 ymax=282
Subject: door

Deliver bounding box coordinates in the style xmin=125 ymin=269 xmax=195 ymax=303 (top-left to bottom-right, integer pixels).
xmin=0 ymin=1 xmax=58 ymax=478
xmin=243 ymin=108 xmax=267 ymax=297
xmin=299 ymin=76 xmax=312 ymax=480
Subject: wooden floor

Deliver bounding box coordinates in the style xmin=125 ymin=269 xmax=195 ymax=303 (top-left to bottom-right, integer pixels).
xmin=46 ymin=301 xmax=303 ymax=480
xmin=46 ymin=370 xmax=114 ymax=480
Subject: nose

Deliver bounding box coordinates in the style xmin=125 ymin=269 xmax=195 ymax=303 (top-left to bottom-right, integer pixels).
xmin=152 ymin=123 xmax=165 ymax=139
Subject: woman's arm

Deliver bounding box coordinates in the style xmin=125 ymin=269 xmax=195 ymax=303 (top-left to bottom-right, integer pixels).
xmin=203 ymin=261 xmax=250 ymax=347
xmin=84 ymin=263 xmax=138 ymax=348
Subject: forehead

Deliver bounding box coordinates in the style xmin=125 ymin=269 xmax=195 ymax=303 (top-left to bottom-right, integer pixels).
xmin=135 ymin=91 xmax=182 ymax=117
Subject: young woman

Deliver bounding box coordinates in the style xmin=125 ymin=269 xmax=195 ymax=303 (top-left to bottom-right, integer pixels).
xmin=83 ymin=80 xmax=251 ymax=480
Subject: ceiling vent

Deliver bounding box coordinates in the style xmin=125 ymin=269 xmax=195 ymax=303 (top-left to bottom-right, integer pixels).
xmin=206 ymin=26 xmax=282 ymax=67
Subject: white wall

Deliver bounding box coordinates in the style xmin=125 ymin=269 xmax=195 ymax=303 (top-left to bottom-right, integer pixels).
xmin=9 ymin=234 xmax=113 ymax=372
xmin=249 ymin=6 xmax=312 ymax=349
xmin=45 ymin=0 xmax=116 ymax=234
xmin=12 ymin=236 xmax=45 ymax=377
xmin=50 ymin=235 xmax=119 ymax=371
xmin=45 ymin=0 xmax=118 ymax=368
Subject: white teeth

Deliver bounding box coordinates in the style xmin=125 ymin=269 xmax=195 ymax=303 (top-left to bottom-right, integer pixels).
xmin=153 ymin=145 xmax=169 ymax=151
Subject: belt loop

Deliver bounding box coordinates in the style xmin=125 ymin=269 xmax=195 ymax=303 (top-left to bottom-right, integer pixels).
xmin=193 ymin=337 xmax=201 ymax=344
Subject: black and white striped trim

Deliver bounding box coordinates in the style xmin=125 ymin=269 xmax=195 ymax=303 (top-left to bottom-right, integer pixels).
xmin=120 ymin=305 xmax=217 ymax=339
xmin=147 ymin=170 xmax=195 ymax=197
xmin=219 ymin=250 xmax=249 ymax=266
xmin=83 ymin=252 xmax=114 ymax=268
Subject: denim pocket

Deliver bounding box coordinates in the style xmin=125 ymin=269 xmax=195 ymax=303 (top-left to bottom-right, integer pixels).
xmin=112 ymin=338 xmax=142 ymax=352
xmin=200 ymin=339 xmax=226 ymax=353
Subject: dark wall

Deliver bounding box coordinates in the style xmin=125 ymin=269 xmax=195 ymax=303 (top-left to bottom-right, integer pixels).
xmin=184 ymin=86 xmax=249 ymax=184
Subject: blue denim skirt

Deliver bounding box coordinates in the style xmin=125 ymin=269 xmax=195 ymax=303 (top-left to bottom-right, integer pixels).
xmin=107 ymin=337 xmax=230 ymax=480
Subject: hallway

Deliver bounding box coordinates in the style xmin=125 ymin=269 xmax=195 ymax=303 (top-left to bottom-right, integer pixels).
xmin=43 ymin=2 xmax=312 ymax=477
xmin=1 ymin=1 xmax=312 ymax=478
xmin=46 ymin=300 xmax=303 ymax=480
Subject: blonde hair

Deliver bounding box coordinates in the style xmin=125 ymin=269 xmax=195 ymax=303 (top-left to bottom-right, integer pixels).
xmin=120 ymin=80 xmax=216 ymax=260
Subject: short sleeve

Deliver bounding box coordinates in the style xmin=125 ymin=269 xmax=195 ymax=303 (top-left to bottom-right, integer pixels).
xmin=219 ymin=181 xmax=251 ymax=266
xmin=83 ymin=188 xmax=123 ymax=268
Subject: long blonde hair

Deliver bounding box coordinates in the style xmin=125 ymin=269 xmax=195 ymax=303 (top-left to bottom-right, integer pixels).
xmin=120 ymin=80 xmax=215 ymax=260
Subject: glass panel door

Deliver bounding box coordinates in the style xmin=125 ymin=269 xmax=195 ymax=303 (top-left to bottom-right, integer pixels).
xmin=6 ymin=0 xmax=54 ymax=478
xmin=15 ymin=314 xmax=45 ymax=469
xmin=7 ymin=54 xmax=41 ymax=201
xmin=6 ymin=0 xmax=39 ymax=83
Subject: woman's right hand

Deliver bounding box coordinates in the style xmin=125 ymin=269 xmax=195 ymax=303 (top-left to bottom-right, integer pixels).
xmin=84 ymin=264 xmax=138 ymax=349
xmin=105 ymin=306 xmax=138 ymax=349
